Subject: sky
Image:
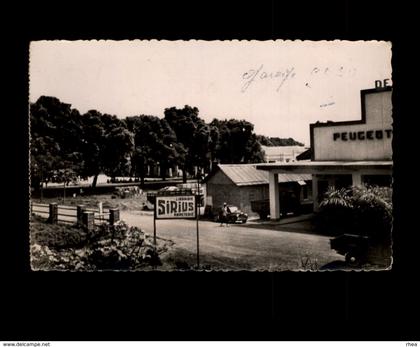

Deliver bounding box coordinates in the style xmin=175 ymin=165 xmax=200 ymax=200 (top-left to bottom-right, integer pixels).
xmin=29 ymin=40 xmax=392 ymax=146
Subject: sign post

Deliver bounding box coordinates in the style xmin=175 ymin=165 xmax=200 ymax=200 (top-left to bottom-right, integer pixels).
xmin=196 ymin=182 xmax=200 ymax=269
xmin=153 ymin=208 xmax=157 ymax=249
xmin=154 ymin=193 xmax=198 ymax=266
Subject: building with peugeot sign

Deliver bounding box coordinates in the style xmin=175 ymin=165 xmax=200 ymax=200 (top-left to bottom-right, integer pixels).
xmin=257 ymin=84 xmax=393 ymax=219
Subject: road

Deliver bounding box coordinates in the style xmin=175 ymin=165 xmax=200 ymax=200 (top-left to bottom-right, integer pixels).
xmin=120 ymin=211 xmax=343 ymax=270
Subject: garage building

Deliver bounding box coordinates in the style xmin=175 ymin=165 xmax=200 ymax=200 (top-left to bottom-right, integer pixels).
xmin=204 ymin=164 xmax=312 ymax=218
xmin=257 ymin=85 xmax=393 ymax=219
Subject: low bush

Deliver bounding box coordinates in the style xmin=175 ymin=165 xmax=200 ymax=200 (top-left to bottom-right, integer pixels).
xmin=31 ymin=218 xmax=163 ymax=271
xmin=315 ymin=185 xmax=392 ymax=240
xmin=31 ymin=215 xmax=89 ymax=249
xmin=86 ymin=221 xmax=162 ymax=269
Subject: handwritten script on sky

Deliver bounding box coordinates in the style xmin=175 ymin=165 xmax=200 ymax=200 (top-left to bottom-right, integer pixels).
xmin=240 ymin=64 xmax=358 ymax=94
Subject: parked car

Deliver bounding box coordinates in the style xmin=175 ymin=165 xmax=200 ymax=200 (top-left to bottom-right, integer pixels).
xmin=214 ymin=205 xmax=248 ymax=224
xmin=330 ymin=233 xmax=391 ymax=267
xmin=159 ymin=186 xmax=180 ymax=192
xmin=330 ymin=234 xmax=370 ymax=266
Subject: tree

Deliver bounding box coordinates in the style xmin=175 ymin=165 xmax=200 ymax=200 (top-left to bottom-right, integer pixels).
xmin=80 ymin=111 xmax=134 ymax=188
xmin=31 ymin=95 xmax=301 ymax=192
xmin=79 ymin=110 xmax=106 ymax=188
xmin=256 ymin=135 xmax=304 ymax=147
xmin=156 ymin=119 xmax=181 ymax=180
xmin=52 ymin=166 xmax=79 ymax=203
xmin=208 ymin=125 xmax=220 ymax=170
xmin=191 ymin=123 xmax=212 ymax=174
xmin=127 ymin=115 xmax=159 ymax=186
xmin=30 ymin=96 xmax=84 ymax=193
xmin=103 ymin=125 xmax=134 ymax=179
xmin=30 ymin=136 xmax=61 ymax=190
xmin=126 ymin=115 xmax=183 ymax=184
xmin=210 ymin=119 xmax=264 ymax=164
xmin=164 ymin=105 xmax=207 ymax=182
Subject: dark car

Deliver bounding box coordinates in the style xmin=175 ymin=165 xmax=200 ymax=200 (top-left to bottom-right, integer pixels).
xmin=214 ymin=205 xmax=248 ymax=224
xmin=330 ymin=233 xmax=392 ymax=267
xmin=330 ymin=234 xmax=370 ymax=266
xmin=158 ymin=186 xmax=179 ymax=192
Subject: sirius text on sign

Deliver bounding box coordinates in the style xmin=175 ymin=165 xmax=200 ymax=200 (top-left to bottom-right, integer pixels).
xmin=333 ymin=129 xmax=392 ymax=141
xmin=155 ymin=195 xmax=196 ymax=219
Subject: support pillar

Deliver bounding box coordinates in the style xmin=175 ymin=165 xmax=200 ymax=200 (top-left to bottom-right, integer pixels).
xmin=327 ymin=176 xmax=335 ymax=189
xmin=312 ymin=175 xmax=319 ymax=212
xmin=109 ymin=208 xmax=120 ymax=226
xmin=352 ymin=172 xmax=362 ymax=186
xmin=77 ymin=205 xmax=85 ymax=226
xmin=269 ymin=172 xmax=280 ymax=220
xmin=49 ymin=203 xmax=58 ymax=224
xmin=82 ymin=211 xmax=94 ymax=231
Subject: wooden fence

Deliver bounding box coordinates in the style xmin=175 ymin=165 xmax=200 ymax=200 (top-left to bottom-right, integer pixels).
xmin=31 ymin=202 xmax=120 ymax=231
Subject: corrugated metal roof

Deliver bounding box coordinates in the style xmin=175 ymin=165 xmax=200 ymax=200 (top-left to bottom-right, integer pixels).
xmin=296 ymin=148 xmax=312 ymax=161
xmin=217 ymin=164 xmax=312 ymax=186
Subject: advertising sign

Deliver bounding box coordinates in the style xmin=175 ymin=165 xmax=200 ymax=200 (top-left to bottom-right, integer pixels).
xmin=155 ymin=195 xmax=196 ymax=219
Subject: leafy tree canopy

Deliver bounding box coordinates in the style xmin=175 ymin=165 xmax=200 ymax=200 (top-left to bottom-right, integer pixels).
xmin=257 ymin=135 xmax=304 ymax=147
xmin=31 ymin=96 xmax=301 ymax=188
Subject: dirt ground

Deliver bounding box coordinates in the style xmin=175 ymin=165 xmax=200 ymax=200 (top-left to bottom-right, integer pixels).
xmin=120 ymin=211 xmax=344 ymax=271
xmin=32 ymin=193 xmax=150 ymax=211
xmin=31 ymin=194 xmax=389 ymax=271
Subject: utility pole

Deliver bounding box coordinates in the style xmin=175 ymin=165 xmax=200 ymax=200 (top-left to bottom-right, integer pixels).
xmin=40 ymin=170 xmax=44 ymax=202
xmin=196 ymin=175 xmax=200 ymax=268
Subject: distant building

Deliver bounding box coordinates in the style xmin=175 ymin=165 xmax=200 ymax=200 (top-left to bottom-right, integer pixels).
xmin=261 ymin=146 xmax=308 ymax=163
xmin=203 ymin=164 xmax=312 ymax=218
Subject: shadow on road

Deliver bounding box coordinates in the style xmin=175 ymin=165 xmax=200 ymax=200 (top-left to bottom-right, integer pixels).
xmin=319 ymin=260 xmax=351 ymax=270
xmin=240 ymin=216 xmax=332 ymax=237
xmin=319 ymin=259 xmax=392 ymax=271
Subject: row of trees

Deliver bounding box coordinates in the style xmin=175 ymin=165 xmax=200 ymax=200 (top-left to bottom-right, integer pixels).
xmin=31 ymin=97 xmax=134 ymax=190
xmin=30 ymin=96 xmax=301 ymax=189
xmin=256 ymin=135 xmax=304 ymax=147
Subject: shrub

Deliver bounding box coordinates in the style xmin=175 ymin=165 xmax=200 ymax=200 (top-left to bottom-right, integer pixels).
xmin=316 ymin=185 xmax=392 ymax=239
xmin=31 ymin=218 xmax=162 ymax=271
xmin=86 ymin=221 xmax=162 ymax=269
xmin=350 ymin=185 xmax=392 ymax=240
xmin=315 ymin=187 xmax=354 ymax=235
xmin=31 ymin=215 xmax=89 ymax=250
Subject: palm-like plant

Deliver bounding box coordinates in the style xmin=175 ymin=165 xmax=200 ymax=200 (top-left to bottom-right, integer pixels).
xmin=319 ymin=187 xmax=352 ymax=209
xmin=316 ymin=187 xmax=354 ymax=235
xmin=316 ymin=184 xmax=392 ymax=239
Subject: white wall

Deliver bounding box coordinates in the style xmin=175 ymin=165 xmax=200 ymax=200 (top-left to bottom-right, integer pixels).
xmin=313 ymin=91 xmax=392 ymax=161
